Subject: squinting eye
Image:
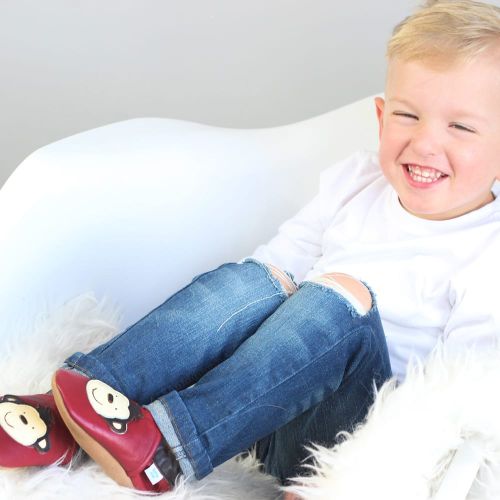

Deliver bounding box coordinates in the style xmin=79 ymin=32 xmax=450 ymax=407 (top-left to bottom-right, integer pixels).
xmin=451 ymin=123 xmax=475 ymax=133
xmin=393 ymin=112 xmax=418 ymax=120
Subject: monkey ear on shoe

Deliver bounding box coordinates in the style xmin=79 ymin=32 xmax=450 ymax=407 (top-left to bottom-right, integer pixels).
xmin=0 ymin=393 xmax=79 ymax=468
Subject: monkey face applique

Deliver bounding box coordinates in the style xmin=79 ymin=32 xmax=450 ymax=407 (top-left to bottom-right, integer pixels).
xmin=86 ymin=379 xmax=142 ymax=434
xmin=0 ymin=395 xmax=52 ymax=453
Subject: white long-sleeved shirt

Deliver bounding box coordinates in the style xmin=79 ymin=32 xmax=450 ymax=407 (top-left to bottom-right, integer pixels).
xmin=251 ymin=151 xmax=500 ymax=381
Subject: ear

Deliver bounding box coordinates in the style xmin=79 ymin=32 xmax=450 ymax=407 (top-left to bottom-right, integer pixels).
xmin=2 ymin=395 xmax=20 ymax=403
xmin=111 ymin=420 xmax=127 ymax=434
xmin=374 ymin=97 xmax=385 ymax=141
xmin=34 ymin=437 xmax=50 ymax=453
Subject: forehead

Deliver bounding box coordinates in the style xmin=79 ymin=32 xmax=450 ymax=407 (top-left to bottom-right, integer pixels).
xmin=385 ymin=55 xmax=500 ymax=107
xmin=386 ymin=54 xmax=500 ymax=88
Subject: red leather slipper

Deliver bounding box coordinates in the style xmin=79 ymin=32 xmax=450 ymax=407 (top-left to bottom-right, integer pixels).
xmin=51 ymin=369 xmax=180 ymax=492
xmin=0 ymin=393 xmax=78 ymax=468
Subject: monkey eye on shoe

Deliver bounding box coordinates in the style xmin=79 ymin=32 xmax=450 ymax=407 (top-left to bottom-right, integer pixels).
xmin=0 ymin=393 xmax=78 ymax=468
xmin=51 ymin=369 xmax=181 ymax=493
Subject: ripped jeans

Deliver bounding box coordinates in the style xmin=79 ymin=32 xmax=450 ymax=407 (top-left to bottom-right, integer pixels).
xmin=64 ymin=258 xmax=392 ymax=484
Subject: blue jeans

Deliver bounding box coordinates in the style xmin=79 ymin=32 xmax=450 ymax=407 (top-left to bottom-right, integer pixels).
xmin=65 ymin=258 xmax=392 ymax=483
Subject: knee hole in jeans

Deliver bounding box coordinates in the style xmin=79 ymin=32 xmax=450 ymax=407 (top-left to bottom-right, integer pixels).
xmin=309 ymin=273 xmax=372 ymax=315
xmin=265 ymin=263 xmax=297 ymax=296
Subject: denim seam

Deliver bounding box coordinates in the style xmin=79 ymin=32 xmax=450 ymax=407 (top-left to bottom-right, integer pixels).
xmin=199 ymin=324 xmax=370 ymax=437
xmin=216 ymin=292 xmax=286 ymax=333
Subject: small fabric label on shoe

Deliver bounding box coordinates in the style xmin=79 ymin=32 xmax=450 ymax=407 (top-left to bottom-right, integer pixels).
xmin=144 ymin=462 xmax=163 ymax=485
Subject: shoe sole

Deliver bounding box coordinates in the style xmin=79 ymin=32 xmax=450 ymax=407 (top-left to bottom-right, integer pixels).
xmin=51 ymin=373 xmax=134 ymax=489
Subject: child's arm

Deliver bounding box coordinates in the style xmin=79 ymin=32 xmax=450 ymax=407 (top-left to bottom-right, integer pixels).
xmin=250 ymin=151 xmax=382 ymax=283
xmin=251 ymin=191 xmax=325 ymax=283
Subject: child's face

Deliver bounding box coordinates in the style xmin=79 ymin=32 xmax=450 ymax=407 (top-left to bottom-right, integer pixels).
xmin=375 ymin=53 xmax=500 ymax=220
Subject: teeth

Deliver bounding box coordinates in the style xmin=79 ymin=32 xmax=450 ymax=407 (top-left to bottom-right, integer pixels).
xmin=406 ymin=164 xmax=444 ymax=183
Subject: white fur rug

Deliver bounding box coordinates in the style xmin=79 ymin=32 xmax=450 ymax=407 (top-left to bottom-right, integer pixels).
xmin=2 ymin=293 xmax=500 ymax=499
xmin=286 ymin=349 xmax=500 ymax=500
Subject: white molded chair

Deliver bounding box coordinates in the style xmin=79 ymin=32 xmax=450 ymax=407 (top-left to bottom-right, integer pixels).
xmin=0 ymin=95 xmax=482 ymax=499
xmin=0 ymin=97 xmax=379 ymax=337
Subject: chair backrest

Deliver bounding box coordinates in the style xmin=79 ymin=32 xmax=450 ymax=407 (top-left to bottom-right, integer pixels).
xmin=0 ymin=95 xmax=380 ymax=337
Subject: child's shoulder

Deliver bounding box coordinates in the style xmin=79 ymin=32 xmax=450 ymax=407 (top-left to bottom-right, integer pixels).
xmin=320 ymin=150 xmax=384 ymax=191
xmin=315 ymin=151 xmax=387 ymax=218
xmin=321 ymin=150 xmax=381 ymax=180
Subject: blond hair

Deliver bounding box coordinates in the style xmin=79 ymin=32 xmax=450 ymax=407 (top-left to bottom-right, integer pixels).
xmin=388 ymin=0 xmax=500 ymax=65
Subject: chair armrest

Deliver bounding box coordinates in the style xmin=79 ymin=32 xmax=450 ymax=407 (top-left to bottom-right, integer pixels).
xmin=433 ymin=438 xmax=484 ymax=500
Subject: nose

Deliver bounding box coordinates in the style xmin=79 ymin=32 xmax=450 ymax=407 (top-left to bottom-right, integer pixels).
xmin=409 ymin=122 xmax=441 ymax=158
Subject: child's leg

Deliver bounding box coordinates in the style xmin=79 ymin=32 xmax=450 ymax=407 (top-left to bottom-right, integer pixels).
xmin=50 ymin=267 xmax=389 ymax=489
xmin=255 ymin=274 xmax=391 ymax=483
xmin=1 ymin=258 xmax=296 ymax=472
xmin=63 ymin=258 xmax=297 ymax=405
xmin=139 ymin=272 xmax=390 ymax=481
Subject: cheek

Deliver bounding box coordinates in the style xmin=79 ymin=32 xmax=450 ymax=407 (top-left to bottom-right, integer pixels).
xmin=378 ymin=145 xmax=399 ymax=179
xmin=449 ymin=148 xmax=490 ymax=182
xmin=379 ymin=124 xmax=405 ymax=157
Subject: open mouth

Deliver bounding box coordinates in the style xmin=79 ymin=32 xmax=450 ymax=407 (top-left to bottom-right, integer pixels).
xmin=403 ymin=164 xmax=448 ymax=186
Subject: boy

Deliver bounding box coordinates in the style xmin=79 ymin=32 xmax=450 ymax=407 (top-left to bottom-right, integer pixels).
xmin=2 ymin=1 xmax=500 ymax=498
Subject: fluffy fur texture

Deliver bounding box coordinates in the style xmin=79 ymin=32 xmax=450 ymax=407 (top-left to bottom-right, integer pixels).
xmin=285 ymin=346 xmax=500 ymax=500
xmin=2 ymin=293 xmax=499 ymax=499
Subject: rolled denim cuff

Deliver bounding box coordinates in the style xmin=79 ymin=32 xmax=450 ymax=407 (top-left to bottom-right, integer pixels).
xmin=147 ymin=392 xmax=210 ymax=481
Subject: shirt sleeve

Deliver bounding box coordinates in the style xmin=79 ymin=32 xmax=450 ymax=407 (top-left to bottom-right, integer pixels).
xmin=249 ymin=151 xmax=382 ymax=283
xmin=250 ymin=191 xmax=325 ymax=283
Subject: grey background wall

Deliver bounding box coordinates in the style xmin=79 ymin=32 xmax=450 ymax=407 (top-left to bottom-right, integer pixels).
xmin=0 ymin=0 xmax=452 ymax=187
